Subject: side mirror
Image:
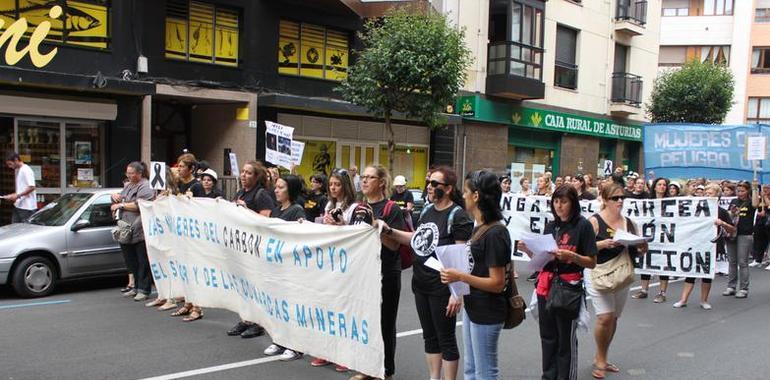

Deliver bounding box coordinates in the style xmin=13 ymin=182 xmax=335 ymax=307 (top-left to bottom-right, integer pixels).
xmin=71 ymin=219 xmax=90 ymax=232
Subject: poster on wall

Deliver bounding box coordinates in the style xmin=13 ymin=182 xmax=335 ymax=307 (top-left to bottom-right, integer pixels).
xmin=75 ymin=141 xmax=92 ymax=165
xmin=510 ymin=162 xmax=526 ymax=193
xmin=532 ymin=164 xmax=546 ymax=181
xmin=293 ymin=140 xmax=336 ymax=182
xmin=265 ymin=121 xmax=294 ymax=169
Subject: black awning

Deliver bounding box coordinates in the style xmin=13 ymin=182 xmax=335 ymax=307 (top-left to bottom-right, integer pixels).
xmin=0 ymin=65 xmax=155 ymax=96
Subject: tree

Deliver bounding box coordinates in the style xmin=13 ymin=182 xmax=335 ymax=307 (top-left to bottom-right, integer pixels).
xmin=337 ymin=7 xmax=472 ymax=173
xmin=646 ymin=60 xmax=735 ymax=124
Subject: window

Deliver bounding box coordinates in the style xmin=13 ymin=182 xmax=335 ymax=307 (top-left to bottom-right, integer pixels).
xmin=703 ymin=0 xmax=733 ymax=16
xmin=658 ymin=46 xmax=687 ymax=66
xmin=752 ymin=48 xmax=770 ymax=73
xmin=554 ymin=25 xmax=578 ymax=90
xmin=77 ymin=195 xmax=116 ymax=228
xmin=165 ymin=0 xmax=240 ymax=67
xmin=278 ymin=20 xmax=349 ymax=82
xmin=748 ymin=97 xmax=770 ymax=124
xmin=0 ymin=0 xmax=110 ymax=49
xmin=700 ymin=46 xmax=729 ymax=65
xmin=662 ymin=0 xmax=689 ymax=16
xmin=658 ymin=45 xmax=729 ymax=67
xmin=757 ymin=0 xmax=770 ymax=22
xmin=488 ymin=0 xmax=545 ymax=80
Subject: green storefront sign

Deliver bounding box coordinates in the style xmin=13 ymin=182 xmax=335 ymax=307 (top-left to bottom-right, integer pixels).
xmin=456 ymin=95 xmax=643 ymax=142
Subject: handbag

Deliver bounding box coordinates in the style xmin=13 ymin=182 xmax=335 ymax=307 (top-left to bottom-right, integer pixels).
xmin=590 ymin=216 xmax=638 ymax=292
xmin=503 ymin=260 xmax=526 ymax=329
xmin=112 ymin=218 xmax=133 ymax=244
xmin=545 ymin=274 xmax=584 ymax=320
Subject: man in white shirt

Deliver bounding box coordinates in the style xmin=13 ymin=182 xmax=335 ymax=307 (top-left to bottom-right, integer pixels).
xmin=350 ymin=165 xmax=362 ymax=194
xmin=4 ymin=152 xmax=37 ymax=223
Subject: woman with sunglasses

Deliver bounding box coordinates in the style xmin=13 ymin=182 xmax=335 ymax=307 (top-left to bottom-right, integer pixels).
xmin=440 ymin=170 xmax=511 ymax=380
xmin=587 ymin=183 xmax=646 ymax=379
xmin=348 ymin=165 xmax=407 ymax=380
xmin=673 ymin=183 xmax=734 ymax=309
xmin=378 ymin=166 xmax=474 ymax=380
xmin=723 ymin=180 xmax=759 ymax=298
xmin=520 ymin=184 xmax=597 ymax=380
xmin=632 ymin=178 xmax=671 ymax=302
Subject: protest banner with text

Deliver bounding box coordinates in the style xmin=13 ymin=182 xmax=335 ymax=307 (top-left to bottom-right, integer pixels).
xmin=501 ymin=195 xmax=718 ymax=278
xmin=139 ymin=196 xmax=385 ymax=378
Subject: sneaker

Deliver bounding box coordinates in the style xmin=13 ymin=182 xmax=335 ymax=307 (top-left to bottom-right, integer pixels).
xmin=133 ymin=293 xmax=148 ymax=302
xmin=227 ymin=321 xmax=250 ymax=336
xmin=311 ymin=358 xmax=330 ymax=367
xmin=264 ymin=344 xmax=284 ymax=356
xmin=240 ymin=324 xmax=265 ymax=339
xmin=631 ymin=290 xmax=648 ymax=299
xmin=700 ymin=302 xmax=713 ymax=310
xmin=279 ymin=349 xmax=303 ymax=361
xmin=735 ymin=289 xmax=749 ymax=298
xmin=123 ymin=289 xmax=137 ymax=298
xmin=765 ymin=265 xmax=770 ymax=271
xmin=335 ymin=364 xmax=350 ymax=372
xmin=653 ymin=293 xmax=666 ymax=303
xmin=672 ymin=301 xmax=687 ymax=308
xmin=722 ymin=287 xmax=736 ymax=296
xmin=749 ymin=260 xmax=761 ymax=268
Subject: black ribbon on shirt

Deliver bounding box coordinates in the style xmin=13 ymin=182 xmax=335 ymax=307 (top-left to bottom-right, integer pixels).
xmin=151 ymin=163 xmax=165 ymax=188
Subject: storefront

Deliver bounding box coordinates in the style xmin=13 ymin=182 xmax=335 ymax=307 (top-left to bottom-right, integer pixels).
xmin=456 ymin=95 xmax=643 ymax=190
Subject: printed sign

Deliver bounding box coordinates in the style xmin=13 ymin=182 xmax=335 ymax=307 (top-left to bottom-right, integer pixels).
xmin=265 ymin=121 xmax=294 ymax=169
xmin=747 ymin=135 xmax=767 ymax=161
xmin=291 ymin=140 xmax=306 ymax=166
xmin=603 ymin=160 xmax=613 ymax=176
xmin=229 ymin=152 xmax=239 ymax=178
xmin=139 ymin=197 xmax=385 ymax=378
xmin=149 ymin=161 xmax=167 ymax=191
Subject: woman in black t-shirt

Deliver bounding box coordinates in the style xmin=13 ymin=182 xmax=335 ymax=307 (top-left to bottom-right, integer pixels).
xmin=304 ymin=173 xmax=328 ymax=222
xmin=723 ymin=180 xmax=759 ymax=298
xmin=381 ymin=166 xmax=473 ymax=380
xmin=440 ymin=170 xmax=511 ymax=380
xmin=633 ymin=178 xmax=671 ymax=302
xmin=521 ymin=184 xmax=597 ymax=380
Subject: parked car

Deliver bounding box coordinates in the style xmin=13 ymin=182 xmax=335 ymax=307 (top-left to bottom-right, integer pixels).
xmin=0 ymin=189 xmax=126 ymax=298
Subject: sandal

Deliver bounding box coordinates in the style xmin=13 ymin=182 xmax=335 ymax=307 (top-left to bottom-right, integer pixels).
xmin=171 ymin=306 xmax=191 ymax=317
xmin=158 ymin=301 xmax=178 ymax=311
xmin=183 ymin=308 xmax=203 ymax=322
xmin=605 ymin=363 xmax=620 ymax=373
xmin=145 ymin=298 xmax=166 ymax=307
xmin=592 ymin=364 xmax=606 ymax=379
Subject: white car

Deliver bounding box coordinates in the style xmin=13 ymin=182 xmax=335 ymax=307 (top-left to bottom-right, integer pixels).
xmin=0 ymin=189 xmax=126 ymax=297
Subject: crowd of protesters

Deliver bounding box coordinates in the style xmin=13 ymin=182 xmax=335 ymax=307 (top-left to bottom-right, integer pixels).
xmin=13 ymin=145 xmax=752 ymax=380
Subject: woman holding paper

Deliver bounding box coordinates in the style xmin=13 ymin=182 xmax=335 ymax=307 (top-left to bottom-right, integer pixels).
xmin=674 ymin=184 xmax=734 ymax=309
xmin=379 ymin=166 xmax=474 ymax=380
xmin=439 ymin=170 xmax=511 ymax=380
xmin=520 ymin=184 xmax=597 ymax=380
xmin=632 ymin=177 xmax=670 ymax=302
xmin=587 ymin=183 xmax=647 ymax=379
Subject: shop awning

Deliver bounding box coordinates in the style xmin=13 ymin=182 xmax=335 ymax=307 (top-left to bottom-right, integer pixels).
xmin=0 ymin=66 xmax=155 ymax=96
xmin=0 ymin=93 xmax=118 ymax=120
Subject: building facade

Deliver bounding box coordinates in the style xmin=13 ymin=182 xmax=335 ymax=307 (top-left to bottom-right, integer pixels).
xmin=439 ymin=0 xmax=660 ymax=188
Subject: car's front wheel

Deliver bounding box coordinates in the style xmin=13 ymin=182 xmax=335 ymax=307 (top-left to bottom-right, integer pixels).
xmin=11 ymin=256 xmax=57 ymax=298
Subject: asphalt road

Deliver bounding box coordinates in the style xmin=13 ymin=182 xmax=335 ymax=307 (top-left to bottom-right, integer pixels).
xmin=2 ymin=266 xmax=769 ymax=380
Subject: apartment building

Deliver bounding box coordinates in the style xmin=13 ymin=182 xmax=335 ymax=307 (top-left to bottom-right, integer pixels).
xmin=441 ymin=0 xmax=660 ymax=186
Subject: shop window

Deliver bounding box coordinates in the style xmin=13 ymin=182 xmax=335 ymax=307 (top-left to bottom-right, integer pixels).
xmin=165 ymin=0 xmax=240 ymax=67
xmin=65 ymin=123 xmax=102 ymax=188
xmin=752 ymin=48 xmax=770 ymax=74
xmin=507 ymin=146 xmax=554 ymax=182
xmin=379 ymin=146 xmax=428 ymax=189
xmin=748 ymin=97 xmax=770 ymax=124
xmin=278 ymin=20 xmax=349 ymax=81
xmin=0 ymin=0 xmax=111 ymax=49
xmin=554 ymin=25 xmax=578 ymax=90
xmin=758 ymin=0 xmax=770 ymax=22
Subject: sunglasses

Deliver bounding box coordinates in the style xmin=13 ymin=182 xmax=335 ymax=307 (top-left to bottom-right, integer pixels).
xmin=333 ymin=168 xmax=349 ymax=177
xmin=426 ymin=179 xmax=448 ymax=187
xmin=609 ymin=196 xmax=625 ymax=202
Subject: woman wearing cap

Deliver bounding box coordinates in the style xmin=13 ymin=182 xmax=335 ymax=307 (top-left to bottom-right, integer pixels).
xmin=390 ymin=175 xmax=415 ymax=215
xmin=632 ymin=178 xmax=671 ymax=303
xmin=668 ymin=182 xmax=681 ymax=197
xmin=673 ymin=183 xmax=734 ymax=309
xmin=199 ymin=169 xmax=223 ymax=198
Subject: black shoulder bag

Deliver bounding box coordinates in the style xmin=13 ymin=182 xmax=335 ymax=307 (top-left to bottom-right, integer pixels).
xmin=545 ymin=224 xmax=585 ymax=320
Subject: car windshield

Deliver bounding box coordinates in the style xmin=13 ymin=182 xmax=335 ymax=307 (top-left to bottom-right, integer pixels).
xmin=28 ymin=193 xmax=93 ymax=226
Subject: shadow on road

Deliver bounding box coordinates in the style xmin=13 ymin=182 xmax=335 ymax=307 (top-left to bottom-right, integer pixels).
xmin=0 ymin=274 xmax=126 ymax=301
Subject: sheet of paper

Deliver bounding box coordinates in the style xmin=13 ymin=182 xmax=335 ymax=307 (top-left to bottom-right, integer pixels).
xmin=424 ymin=256 xmax=443 ymax=272
xmin=520 ymin=232 xmax=556 ymax=271
xmin=434 ymin=244 xmax=470 ymax=297
xmin=612 ymin=228 xmax=651 ymax=246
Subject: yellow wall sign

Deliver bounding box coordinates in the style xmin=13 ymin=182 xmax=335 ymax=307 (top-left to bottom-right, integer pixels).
xmin=165 ymin=0 xmax=239 ymax=67
xmin=0 ymin=4 xmax=60 ymax=67
xmin=278 ymin=20 xmax=349 ymax=82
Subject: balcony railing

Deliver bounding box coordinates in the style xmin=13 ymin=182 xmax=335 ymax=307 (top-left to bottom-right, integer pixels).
xmin=554 ymin=60 xmax=578 ymax=90
xmin=616 ymin=0 xmax=647 ymax=25
xmin=487 ymin=41 xmax=544 ymax=81
xmin=611 ymin=72 xmax=643 ymax=106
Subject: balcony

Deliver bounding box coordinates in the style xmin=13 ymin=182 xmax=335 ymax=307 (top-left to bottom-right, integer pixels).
xmin=554 ymin=60 xmax=578 ymax=90
xmin=610 ymin=72 xmax=643 ymax=116
xmin=615 ymin=0 xmax=647 ymax=36
xmin=485 ymin=41 xmax=545 ymax=100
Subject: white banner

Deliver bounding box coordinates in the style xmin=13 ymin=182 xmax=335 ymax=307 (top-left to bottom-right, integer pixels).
xmin=501 ymin=195 xmax=719 ymax=278
xmin=265 ymin=121 xmax=294 ymax=168
xmin=139 ymin=197 xmax=385 ymax=378
xmin=718 ymin=196 xmax=736 ymax=209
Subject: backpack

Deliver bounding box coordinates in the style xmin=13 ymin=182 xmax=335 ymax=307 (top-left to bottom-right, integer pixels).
xmin=419 ymin=203 xmax=462 ymax=236
xmin=382 ymin=200 xmax=415 ymax=269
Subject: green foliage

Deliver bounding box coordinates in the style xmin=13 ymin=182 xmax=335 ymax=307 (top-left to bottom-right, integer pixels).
xmin=336 ymin=7 xmax=472 ymax=170
xmin=646 ymin=60 xmax=734 ymax=124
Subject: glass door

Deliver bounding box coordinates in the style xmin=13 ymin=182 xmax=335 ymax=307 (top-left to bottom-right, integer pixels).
xmin=16 ymin=119 xmax=62 ymax=205
xmin=337 ymin=142 xmax=378 ymax=171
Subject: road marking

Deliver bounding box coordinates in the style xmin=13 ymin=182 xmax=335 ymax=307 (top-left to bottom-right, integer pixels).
xmin=677 ymin=352 xmax=695 ymax=358
xmin=136 ymin=356 xmax=283 ymax=380
xmin=137 ymin=278 xmax=685 ymax=379
xmin=0 ymin=299 xmax=71 ymax=310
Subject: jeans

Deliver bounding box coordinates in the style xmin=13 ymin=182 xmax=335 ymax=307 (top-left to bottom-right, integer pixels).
xmin=462 ymin=309 xmax=503 ymax=380
xmin=120 ymin=241 xmax=152 ymax=294
xmin=414 ymin=290 xmax=459 ymax=361
xmin=727 ymin=235 xmax=752 ymax=291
